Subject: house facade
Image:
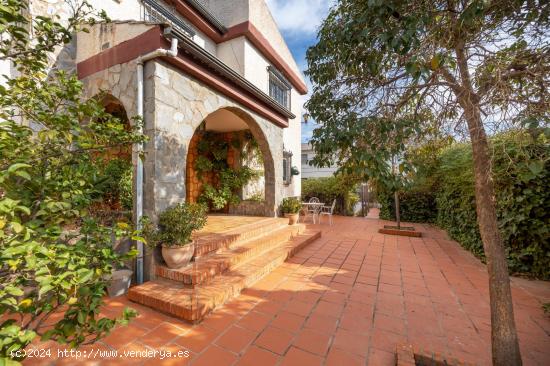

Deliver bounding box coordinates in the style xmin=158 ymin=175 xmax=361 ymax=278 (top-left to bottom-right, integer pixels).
xmin=5 ymin=0 xmax=305 ymax=216
xmin=5 ymin=0 xmax=307 ymax=281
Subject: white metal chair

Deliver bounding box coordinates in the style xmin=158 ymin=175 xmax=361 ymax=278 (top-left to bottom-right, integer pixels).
xmin=319 ymin=199 xmax=336 ymax=225
xmin=305 ymin=197 xmax=320 ymax=223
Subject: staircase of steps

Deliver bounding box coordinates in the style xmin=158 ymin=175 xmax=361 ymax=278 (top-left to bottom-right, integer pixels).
xmin=128 ymin=219 xmax=321 ymax=323
xmin=193 ymin=217 xmax=290 ymax=258
xmin=156 ymin=223 xmax=305 ymax=288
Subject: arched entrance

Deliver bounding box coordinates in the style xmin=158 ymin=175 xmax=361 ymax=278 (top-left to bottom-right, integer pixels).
xmin=185 ymin=107 xmax=276 ymax=216
xmin=88 ymin=94 xmax=133 ymax=214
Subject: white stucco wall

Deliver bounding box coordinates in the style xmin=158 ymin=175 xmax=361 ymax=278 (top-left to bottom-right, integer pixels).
xmin=241 ymin=38 xmax=302 ymax=198
xmin=76 ymin=23 xmax=155 ymax=63
xmin=283 ymin=89 xmax=302 ymax=197
xmin=216 ymin=37 xmax=246 ymax=76
xmin=87 ymin=0 xmax=142 ymax=20
xmin=247 ymin=0 xmax=302 ymax=79
xmin=243 ymin=38 xmax=269 ymax=92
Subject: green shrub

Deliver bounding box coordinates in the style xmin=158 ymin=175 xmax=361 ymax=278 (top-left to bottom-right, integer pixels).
xmin=378 ymin=131 xmax=550 ymax=278
xmin=301 ymin=175 xmax=359 ymax=215
xmin=195 ymin=131 xmax=259 ymax=211
xmin=379 ymin=189 xmax=437 ymax=223
xmin=97 ymin=158 xmax=133 ymax=210
xmin=142 ymin=203 xmax=207 ymax=247
xmin=280 ymin=197 xmax=302 ymax=214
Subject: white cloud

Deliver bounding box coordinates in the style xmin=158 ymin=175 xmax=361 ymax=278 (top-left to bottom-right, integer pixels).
xmin=265 ymin=0 xmax=332 ymax=36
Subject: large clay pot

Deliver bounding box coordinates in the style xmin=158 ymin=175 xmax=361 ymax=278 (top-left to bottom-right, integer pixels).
xmin=161 ymin=242 xmax=195 ymax=269
xmin=284 ymin=213 xmax=300 ymax=225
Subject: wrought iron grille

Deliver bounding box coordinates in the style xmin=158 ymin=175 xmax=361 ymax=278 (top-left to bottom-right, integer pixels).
xmin=142 ymin=0 xmax=195 ymax=38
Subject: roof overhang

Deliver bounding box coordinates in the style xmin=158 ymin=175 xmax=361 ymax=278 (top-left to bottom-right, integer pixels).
xmin=166 ymin=0 xmax=308 ymax=95
xmin=76 ymin=25 xmax=292 ymax=128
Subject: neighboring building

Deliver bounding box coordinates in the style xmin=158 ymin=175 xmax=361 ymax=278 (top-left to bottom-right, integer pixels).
xmin=4 ymin=0 xmax=306 ymax=215
xmin=301 ymin=143 xmax=339 ymax=179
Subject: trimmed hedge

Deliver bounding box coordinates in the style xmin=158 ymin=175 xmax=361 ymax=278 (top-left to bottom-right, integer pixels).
xmin=301 ymin=176 xmax=359 ymax=216
xmin=379 ymin=189 xmax=437 ymax=223
xmin=379 ymin=131 xmax=550 ymax=279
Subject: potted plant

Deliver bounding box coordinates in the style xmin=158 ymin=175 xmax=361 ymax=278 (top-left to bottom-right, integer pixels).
xmin=141 ymin=203 xmax=208 ymax=268
xmin=280 ymin=197 xmax=302 ymax=225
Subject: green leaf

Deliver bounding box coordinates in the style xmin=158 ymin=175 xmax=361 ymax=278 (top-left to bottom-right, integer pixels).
xmin=528 ymin=161 xmax=543 ymax=175
xmin=10 ymin=222 xmax=24 ymax=233
xmin=7 ymin=163 xmax=32 ymax=174
xmin=38 ymin=284 xmax=54 ymax=297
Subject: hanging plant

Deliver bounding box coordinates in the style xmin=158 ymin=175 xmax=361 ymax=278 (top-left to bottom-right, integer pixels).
xmin=194 ymin=155 xmax=213 ymax=176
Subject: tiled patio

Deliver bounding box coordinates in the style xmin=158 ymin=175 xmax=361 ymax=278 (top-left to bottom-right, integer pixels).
xmin=26 ymin=212 xmax=550 ymax=365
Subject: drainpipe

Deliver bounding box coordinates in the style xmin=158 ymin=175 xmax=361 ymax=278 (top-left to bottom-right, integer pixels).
xmin=135 ymin=33 xmax=178 ymax=284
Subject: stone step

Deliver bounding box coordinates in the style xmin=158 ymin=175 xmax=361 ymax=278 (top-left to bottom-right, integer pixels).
xmin=193 ymin=217 xmax=289 ymax=258
xmin=128 ymin=230 xmax=321 ymax=323
xmin=156 ymin=224 xmax=306 ymax=288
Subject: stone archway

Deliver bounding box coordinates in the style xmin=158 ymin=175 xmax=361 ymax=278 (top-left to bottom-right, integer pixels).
xmin=185 ymin=107 xmax=276 ymax=217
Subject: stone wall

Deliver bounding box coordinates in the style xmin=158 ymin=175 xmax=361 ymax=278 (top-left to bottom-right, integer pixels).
xmin=144 ymin=60 xmax=283 ymax=219
xmin=80 ymin=59 xmax=284 ymax=280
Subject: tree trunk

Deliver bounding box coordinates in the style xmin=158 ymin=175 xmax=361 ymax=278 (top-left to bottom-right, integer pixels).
xmin=462 ymin=99 xmax=522 ymax=366
xmin=394 ymin=190 xmax=401 ymax=229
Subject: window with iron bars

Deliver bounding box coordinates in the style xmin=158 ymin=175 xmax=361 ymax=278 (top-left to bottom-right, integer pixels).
xmin=141 ymin=0 xmax=195 ymax=38
xmin=268 ymin=66 xmax=291 ymax=110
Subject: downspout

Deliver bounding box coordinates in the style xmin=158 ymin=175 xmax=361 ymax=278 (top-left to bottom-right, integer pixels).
xmin=135 ymin=33 xmax=178 ymax=284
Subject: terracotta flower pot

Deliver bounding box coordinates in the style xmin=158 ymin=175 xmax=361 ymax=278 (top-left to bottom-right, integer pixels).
xmin=284 ymin=213 xmax=300 ymax=225
xmin=161 ymin=242 xmax=195 ymax=269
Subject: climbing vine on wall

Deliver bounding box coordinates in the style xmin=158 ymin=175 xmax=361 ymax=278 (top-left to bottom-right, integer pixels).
xmin=195 ymin=131 xmax=260 ymax=211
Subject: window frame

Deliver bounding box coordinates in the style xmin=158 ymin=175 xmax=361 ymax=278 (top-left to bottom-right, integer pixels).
xmin=267 ymin=66 xmax=291 ymax=110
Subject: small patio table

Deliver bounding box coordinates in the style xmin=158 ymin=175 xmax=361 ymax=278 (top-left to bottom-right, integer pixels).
xmin=301 ymin=202 xmax=325 ymax=224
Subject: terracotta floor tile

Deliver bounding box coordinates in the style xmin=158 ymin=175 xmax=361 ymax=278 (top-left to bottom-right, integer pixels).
xmin=312 ymin=300 xmax=344 ymax=317
xmin=254 ymin=299 xmax=285 ymax=315
xmin=191 ymin=345 xmax=237 ymax=366
xmin=368 ymin=347 xmax=395 ymax=366
xmin=332 ymin=328 xmax=370 ymax=357
xmin=283 ymin=300 xmax=315 ymax=317
xmin=304 ymin=313 xmax=339 ymax=334
xmin=325 ymin=347 xmax=366 ymax=366
xmin=215 ymin=325 xmax=258 ymax=354
xmin=200 ymin=311 xmax=239 ymax=332
xmin=280 ymin=347 xmax=323 ymax=366
xmin=235 ymin=345 xmax=280 ymax=366
xmin=371 ymin=328 xmax=408 ymax=353
xmin=271 ymin=311 xmax=306 ymax=333
xmin=102 ymin=323 xmax=148 ymax=349
xmin=237 ymin=310 xmax=273 ymax=332
xmin=292 ymin=328 xmax=331 ymax=356
xmin=374 ymin=313 xmax=406 ymax=334
xmin=254 ymin=326 xmax=294 ymax=355
xmin=138 ymin=322 xmax=190 ymax=348
xmin=48 ymin=214 xmax=550 ymax=366
xmin=339 ymin=312 xmax=372 ymax=333
xmin=173 ymin=325 xmax=218 ymax=353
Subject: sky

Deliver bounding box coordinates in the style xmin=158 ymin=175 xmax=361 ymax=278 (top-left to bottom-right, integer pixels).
xmin=265 ymin=0 xmax=333 ymax=143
